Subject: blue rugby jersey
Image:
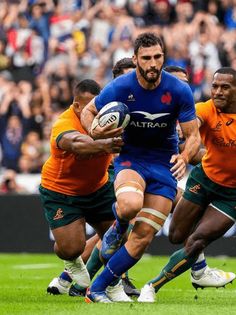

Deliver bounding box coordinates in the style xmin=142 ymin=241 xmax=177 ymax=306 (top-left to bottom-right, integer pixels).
xmin=95 ymin=70 xmax=196 ymax=156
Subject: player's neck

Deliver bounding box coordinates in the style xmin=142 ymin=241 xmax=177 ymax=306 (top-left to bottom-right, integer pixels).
xmin=215 ymin=101 xmax=236 ymax=114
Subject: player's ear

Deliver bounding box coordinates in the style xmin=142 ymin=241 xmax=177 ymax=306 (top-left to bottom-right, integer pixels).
xmin=132 ymin=55 xmax=137 ymax=66
xmin=73 ymin=101 xmax=80 ymax=111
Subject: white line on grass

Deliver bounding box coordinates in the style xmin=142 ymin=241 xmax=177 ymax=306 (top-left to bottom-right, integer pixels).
xmin=12 ymin=263 xmax=59 ymax=270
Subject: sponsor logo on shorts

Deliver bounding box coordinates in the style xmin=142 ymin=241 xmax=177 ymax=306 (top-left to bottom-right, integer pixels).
xmin=189 ymin=184 xmax=201 ymax=194
xmin=53 ymin=208 xmax=64 ymax=220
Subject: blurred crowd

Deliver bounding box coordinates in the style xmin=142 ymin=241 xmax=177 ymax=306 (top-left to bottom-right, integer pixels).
xmin=0 ymin=0 xmax=236 ymax=192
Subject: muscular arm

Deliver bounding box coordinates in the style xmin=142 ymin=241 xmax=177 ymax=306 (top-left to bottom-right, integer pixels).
xmin=58 ymin=131 xmax=123 ymax=157
xmin=179 ymin=119 xmax=201 ymax=163
xmin=178 ymin=117 xmax=205 ymax=165
xmin=171 ymin=119 xmax=201 ymax=180
xmin=80 ymin=99 xmax=98 ymax=135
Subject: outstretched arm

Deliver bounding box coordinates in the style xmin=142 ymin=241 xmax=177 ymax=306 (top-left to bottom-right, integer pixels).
xmin=58 ymin=131 xmax=123 ymax=158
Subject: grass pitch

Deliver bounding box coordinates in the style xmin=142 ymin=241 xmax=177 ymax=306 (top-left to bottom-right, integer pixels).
xmin=0 ymin=253 xmax=236 ymax=315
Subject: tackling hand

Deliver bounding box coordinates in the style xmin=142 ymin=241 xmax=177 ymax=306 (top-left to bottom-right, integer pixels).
xmin=90 ymin=115 xmax=124 ymax=139
xmin=170 ymin=154 xmax=188 ymax=180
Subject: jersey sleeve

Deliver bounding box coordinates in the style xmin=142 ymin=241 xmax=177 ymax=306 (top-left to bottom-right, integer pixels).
xmin=52 ymin=118 xmax=76 ymax=144
xmin=177 ymin=84 xmax=196 ymax=123
xmin=195 ymin=101 xmax=212 ymax=125
xmin=94 ymin=81 xmax=117 ymax=111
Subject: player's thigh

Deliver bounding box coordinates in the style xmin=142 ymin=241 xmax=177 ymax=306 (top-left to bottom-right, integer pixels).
xmin=170 ymin=164 xmax=212 ymax=241
xmin=132 ymin=194 xmax=172 ymax=243
xmin=114 ymin=169 xmax=146 ymax=190
xmin=90 ymin=220 xmax=115 ymax=239
xmin=195 ymin=193 xmax=236 ymax=240
xmin=52 ymin=218 xmax=87 ymax=251
xmin=170 ymin=197 xmax=204 ymax=242
xmin=39 ymin=186 xmax=90 ymax=251
xmin=187 ymin=205 xmax=234 ymax=247
xmin=144 ymin=193 xmax=173 ymax=216
xmin=39 ymin=185 xmax=86 ymax=229
xmin=171 ymin=187 xmax=183 ymax=211
xmin=85 ymin=178 xmax=115 ymax=238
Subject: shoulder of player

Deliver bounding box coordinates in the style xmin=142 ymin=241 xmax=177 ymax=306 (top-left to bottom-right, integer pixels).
xmin=163 ymin=70 xmax=187 ymax=85
xmin=162 ymin=71 xmax=190 ymax=94
xmin=52 ymin=106 xmax=77 ymax=128
xmin=113 ymin=71 xmax=134 ymax=87
xmin=195 ymin=99 xmax=215 ymax=126
xmin=195 ymin=99 xmax=214 ymax=112
xmin=99 ymin=73 xmax=133 ymax=100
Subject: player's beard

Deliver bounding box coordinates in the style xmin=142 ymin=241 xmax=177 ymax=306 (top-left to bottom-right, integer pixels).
xmin=137 ymin=62 xmax=162 ymax=83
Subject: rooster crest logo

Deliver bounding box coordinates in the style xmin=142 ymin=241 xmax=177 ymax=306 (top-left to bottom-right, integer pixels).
xmin=161 ymin=92 xmax=172 ymax=105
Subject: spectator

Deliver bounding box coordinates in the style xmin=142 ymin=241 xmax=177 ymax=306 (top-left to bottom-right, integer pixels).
xmin=18 ymin=154 xmax=34 ymax=174
xmin=28 ymin=2 xmax=52 ymax=59
xmin=149 ymin=0 xmax=173 ymax=26
xmin=0 ymin=169 xmax=29 ymax=194
xmin=21 ymin=130 xmax=43 ymax=172
xmin=0 ymin=114 xmax=26 ymax=171
xmin=0 ymin=39 xmax=10 ymax=71
xmin=6 ymin=12 xmax=44 ymax=82
xmin=0 ymin=0 xmax=235 ymax=174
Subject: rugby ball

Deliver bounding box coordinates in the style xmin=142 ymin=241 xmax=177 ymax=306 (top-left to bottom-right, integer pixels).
xmin=98 ymin=101 xmax=130 ymax=129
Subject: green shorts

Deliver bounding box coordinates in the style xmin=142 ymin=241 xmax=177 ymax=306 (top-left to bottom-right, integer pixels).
xmin=39 ymin=172 xmax=115 ymax=229
xmin=183 ymin=164 xmax=236 ymax=222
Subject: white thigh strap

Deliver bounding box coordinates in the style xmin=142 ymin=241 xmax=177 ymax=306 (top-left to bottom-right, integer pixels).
xmin=136 ymin=217 xmax=161 ymax=232
xmin=141 ymin=208 xmax=167 ymax=220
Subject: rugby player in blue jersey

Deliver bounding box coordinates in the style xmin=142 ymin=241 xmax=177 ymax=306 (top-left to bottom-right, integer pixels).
xmin=81 ymin=32 xmax=201 ymax=303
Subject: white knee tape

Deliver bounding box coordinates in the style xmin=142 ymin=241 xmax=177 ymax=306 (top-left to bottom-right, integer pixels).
xmin=115 ymin=186 xmax=144 ymax=197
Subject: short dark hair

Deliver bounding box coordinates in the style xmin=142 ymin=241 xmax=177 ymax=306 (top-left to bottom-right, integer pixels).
xmin=73 ymin=79 xmax=101 ymax=97
xmin=112 ymin=58 xmax=136 ymax=78
xmin=134 ymin=32 xmax=164 ymax=55
xmin=214 ymin=67 xmax=236 ymax=83
xmin=164 ymin=66 xmax=187 ymax=76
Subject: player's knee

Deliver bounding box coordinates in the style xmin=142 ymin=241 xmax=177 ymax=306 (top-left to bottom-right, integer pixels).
xmin=55 ymin=241 xmax=85 ymax=260
xmin=185 ymin=234 xmax=207 ymax=256
xmin=169 ymin=228 xmax=185 ymax=244
xmin=117 ymin=197 xmax=142 ymax=221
